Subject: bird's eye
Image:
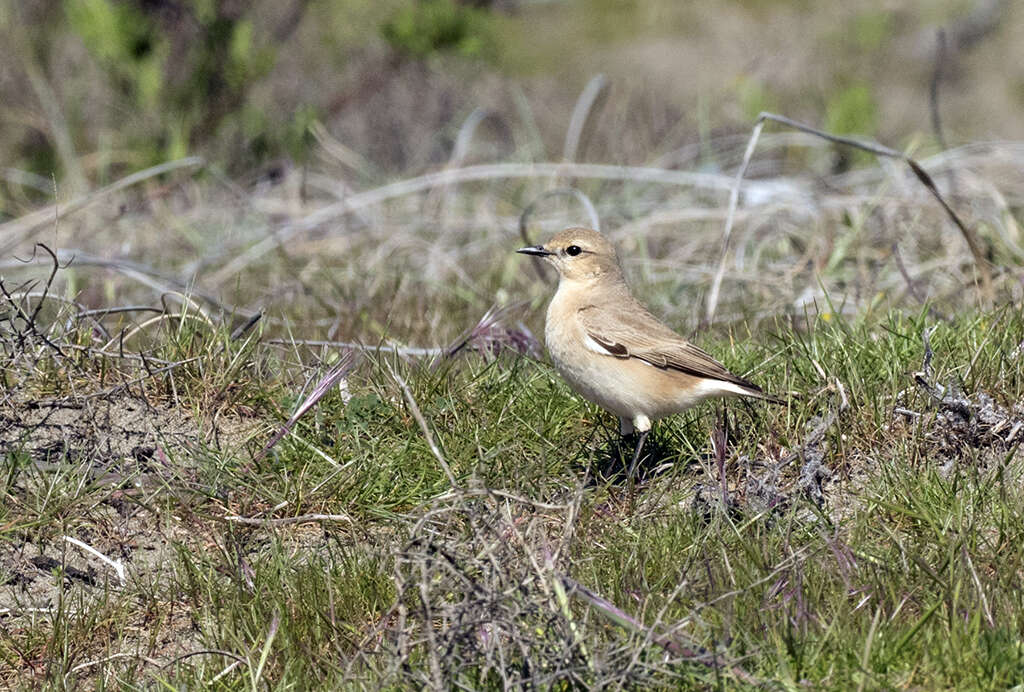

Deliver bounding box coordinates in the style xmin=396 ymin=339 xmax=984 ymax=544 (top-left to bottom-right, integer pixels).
xmin=565 ymin=245 xmax=582 ymax=256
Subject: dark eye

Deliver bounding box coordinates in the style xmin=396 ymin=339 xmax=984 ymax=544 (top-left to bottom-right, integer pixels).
xmin=565 ymin=245 xmax=582 ymax=256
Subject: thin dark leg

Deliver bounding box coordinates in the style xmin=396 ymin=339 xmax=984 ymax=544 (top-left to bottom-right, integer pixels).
xmin=626 ymin=429 xmax=650 ymax=482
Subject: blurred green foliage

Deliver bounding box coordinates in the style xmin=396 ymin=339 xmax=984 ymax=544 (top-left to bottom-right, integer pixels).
xmin=5 ymin=0 xmax=500 ymax=192
xmin=64 ymin=0 xmax=279 ymax=167
xmin=825 ymin=83 xmax=878 ymax=170
xmin=825 ymin=83 xmax=877 ymax=136
xmin=64 ymin=0 xmax=163 ymax=107
xmin=851 ymin=10 xmax=893 ymax=51
xmin=736 ymin=76 xmax=776 ymax=121
xmin=2 ymin=0 xmax=1016 ymax=204
xmin=381 ymin=0 xmax=492 ymax=59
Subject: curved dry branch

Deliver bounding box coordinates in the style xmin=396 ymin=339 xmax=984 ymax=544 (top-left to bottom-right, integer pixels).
xmin=563 ymin=74 xmax=609 ymax=163
xmin=704 ymin=111 xmax=993 ymax=326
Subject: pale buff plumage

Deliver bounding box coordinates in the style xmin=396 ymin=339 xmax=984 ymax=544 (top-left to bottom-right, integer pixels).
xmin=518 ymin=227 xmax=777 ymax=442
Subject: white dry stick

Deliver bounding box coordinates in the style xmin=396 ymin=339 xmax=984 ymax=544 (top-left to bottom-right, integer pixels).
xmin=210 ymin=162 xmax=785 ymax=285
xmin=451 ymin=107 xmax=495 ymax=169
xmin=65 ymin=653 xmax=161 ymax=686
xmin=520 ymin=187 xmax=601 ymax=238
xmin=266 ymin=338 xmax=447 ymax=358
xmin=433 ymin=107 xmax=502 ymax=223
xmin=386 ymin=361 xmax=459 ymax=490
xmin=563 ymin=74 xmax=608 ymax=162
xmin=0 ymin=248 xmax=242 ymax=317
xmin=209 ymin=660 xmax=244 ymax=684
xmin=705 ymin=118 xmax=766 ymax=325
xmin=224 ymin=513 xmax=352 ymax=527
xmin=0 ymin=607 xmax=59 ymax=616
xmin=63 ymin=536 xmax=126 ymax=586
xmin=99 ymin=312 xmax=212 ymax=353
xmin=0 ymin=157 xmax=204 ymax=255
xmin=310 ymin=121 xmax=374 ymax=176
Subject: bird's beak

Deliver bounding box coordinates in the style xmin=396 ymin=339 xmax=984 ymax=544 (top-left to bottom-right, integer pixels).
xmin=516 ymin=245 xmax=553 ymax=257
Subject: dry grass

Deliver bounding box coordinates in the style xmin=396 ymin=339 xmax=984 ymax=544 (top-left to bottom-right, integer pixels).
xmin=2 ymin=124 xmax=1022 ymax=350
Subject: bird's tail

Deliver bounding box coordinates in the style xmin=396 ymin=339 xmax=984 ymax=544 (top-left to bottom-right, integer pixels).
xmin=748 ymin=388 xmax=788 ymax=406
xmin=734 ymin=379 xmax=788 ymax=406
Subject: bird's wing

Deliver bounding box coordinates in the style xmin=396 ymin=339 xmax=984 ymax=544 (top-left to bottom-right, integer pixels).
xmin=577 ymin=303 xmax=763 ymax=392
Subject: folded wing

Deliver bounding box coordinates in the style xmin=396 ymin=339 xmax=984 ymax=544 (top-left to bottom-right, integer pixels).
xmin=578 ymin=303 xmax=765 ymax=394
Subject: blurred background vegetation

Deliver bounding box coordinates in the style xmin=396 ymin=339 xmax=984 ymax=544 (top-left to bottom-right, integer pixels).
xmin=1 ymin=0 xmax=1021 ymax=215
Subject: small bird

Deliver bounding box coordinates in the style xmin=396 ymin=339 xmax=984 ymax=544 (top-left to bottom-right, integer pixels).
xmin=517 ymin=227 xmax=778 ymax=477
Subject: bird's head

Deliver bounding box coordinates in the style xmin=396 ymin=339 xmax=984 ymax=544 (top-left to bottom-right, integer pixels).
xmin=517 ymin=227 xmax=622 ymax=283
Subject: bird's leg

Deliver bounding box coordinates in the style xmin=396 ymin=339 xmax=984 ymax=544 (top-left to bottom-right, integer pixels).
xmin=623 ymin=414 xmax=652 ymax=488
xmin=626 ymin=429 xmax=649 ymax=481
xmin=618 ymin=417 xmax=638 ymax=474
xmin=614 ymin=415 xmax=638 ymax=470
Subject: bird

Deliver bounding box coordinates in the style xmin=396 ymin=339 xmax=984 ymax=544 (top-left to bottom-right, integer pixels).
xmin=517 ymin=227 xmax=779 ymax=479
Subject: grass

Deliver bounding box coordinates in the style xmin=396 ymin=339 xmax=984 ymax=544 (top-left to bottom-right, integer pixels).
xmin=3 ymin=263 xmax=1024 ymax=688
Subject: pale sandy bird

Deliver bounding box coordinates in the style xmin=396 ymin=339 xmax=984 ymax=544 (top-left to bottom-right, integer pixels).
xmin=518 ymin=227 xmax=779 ymax=476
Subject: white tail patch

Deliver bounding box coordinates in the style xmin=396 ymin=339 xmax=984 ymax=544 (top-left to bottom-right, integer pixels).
xmin=695 ymin=378 xmax=757 ymax=399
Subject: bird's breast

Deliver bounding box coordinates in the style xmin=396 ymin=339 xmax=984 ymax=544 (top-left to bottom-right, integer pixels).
xmin=544 ymin=291 xmax=638 ymax=419
xmin=543 ymin=287 xmax=725 ymax=422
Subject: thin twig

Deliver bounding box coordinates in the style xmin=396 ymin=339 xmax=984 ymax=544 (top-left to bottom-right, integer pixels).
xmin=432 ymin=108 xmax=512 ymax=216
xmin=563 ymin=74 xmax=608 ymax=162
xmin=164 ymin=648 xmax=247 ymax=669
xmin=74 ymin=305 xmax=166 ymax=319
xmin=224 ymin=513 xmax=352 ymax=527
xmin=0 ymin=248 xmax=254 ymax=318
xmin=705 ymin=111 xmax=994 ymax=324
xmin=99 ymin=312 xmax=212 ymax=353
xmin=705 ymin=118 xmax=765 ymax=326
xmin=386 ymin=361 xmax=459 ymax=490
xmin=34 ymin=356 xmax=202 ymax=405
xmin=253 ymin=352 xmax=355 ymax=463
xmin=451 ymin=108 xmax=508 ymax=169
xmin=208 ymin=660 xmax=244 ymax=684
xmin=434 ymin=487 xmax=572 ymax=512
xmin=0 ymin=157 xmax=204 ymax=255
xmin=266 ymin=338 xmax=445 ymax=358
xmin=562 ymin=575 xmax=764 ymax=687
xmin=230 ymin=310 xmax=264 ymax=341
xmin=0 ymin=607 xmax=60 ymax=617
xmin=57 ymin=343 xmax=178 ymax=365
xmin=891 ymin=242 xmax=926 ymax=304
xmin=64 ymin=536 xmax=126 ymax=585
xmin=0 ymin=245 xmax=77 ymax=364
xmin=64 ymin=652 xmax=161 ymax=685
xmin=519 ymin=187 xmax=601 ymax=283
xmin=929 ymin=29 xmax=949 ymax=151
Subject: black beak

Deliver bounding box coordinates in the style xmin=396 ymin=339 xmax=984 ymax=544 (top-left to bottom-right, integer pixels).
xmin=516 ymin=245 xmax=552 ymax=257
